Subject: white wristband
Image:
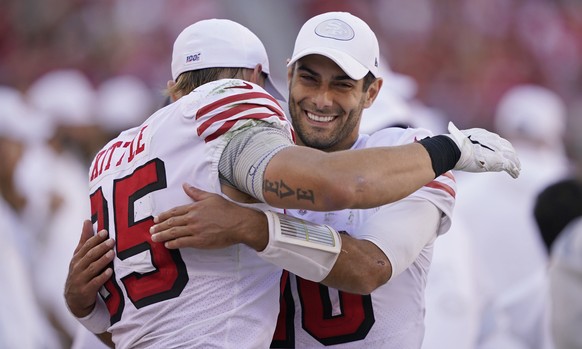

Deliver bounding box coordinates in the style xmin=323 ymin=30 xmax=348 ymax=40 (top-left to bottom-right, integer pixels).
xmin=257 ymin=211 xmax=342 ymax=282
xmin=75 ymin=296 xmax=110 ymax=334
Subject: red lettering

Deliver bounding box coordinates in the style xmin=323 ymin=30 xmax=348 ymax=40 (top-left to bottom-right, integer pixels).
xmin=126 ymin=125 xmax=148 ymax=164
xmin=91 ymin=125 xmax=149 ymax=181
xmin=126 ymin=139 xmax=136 ymax=163
xmin=135 ymin=125 xmax=147 ymax=155
xmin=90 ymin=150 xmax=107 ymax=181
xmin=104 ymin=142 xmax=123 ymax=172
xmin=116 ymin=142 xmax=131 ymax=167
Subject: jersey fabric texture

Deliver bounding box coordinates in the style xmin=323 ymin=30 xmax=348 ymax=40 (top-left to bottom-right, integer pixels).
xmin=271 ymin=127 xmax=456 ymax=348
xmin=88 ymin=79 xmax=293 ymax=348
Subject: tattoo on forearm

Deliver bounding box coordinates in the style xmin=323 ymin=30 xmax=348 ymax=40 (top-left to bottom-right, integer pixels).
xmin=297 ymin=189 xmax=315 ymax=203
xmin=264 ymin=179 xmax=315 ymax=203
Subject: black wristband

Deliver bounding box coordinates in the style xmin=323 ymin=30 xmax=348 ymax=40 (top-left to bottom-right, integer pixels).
xmin=418 ymin=135 xmax=461 ymax=178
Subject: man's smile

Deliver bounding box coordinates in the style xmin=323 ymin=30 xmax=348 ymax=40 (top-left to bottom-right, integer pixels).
xmin=306 ymin=111 xmax=337 ymax=123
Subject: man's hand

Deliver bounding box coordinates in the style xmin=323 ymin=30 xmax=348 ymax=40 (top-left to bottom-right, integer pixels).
xmin=447 ymin=121 xmax=521 ymax=178
xmin=65 ymin=220 xmax=114 ymax=318
xmin=150 ymin=184 xmax=268 ymax=251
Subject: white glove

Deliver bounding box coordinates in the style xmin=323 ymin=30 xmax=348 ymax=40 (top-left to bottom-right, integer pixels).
xmin=446 ymin=121 xmax=521 ymax=178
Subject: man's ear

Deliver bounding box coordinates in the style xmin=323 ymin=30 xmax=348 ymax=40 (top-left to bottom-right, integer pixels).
xmin=249 ymin=64 xmax=264 ymax=85
xmin=364 ymin=78 xmax=383 ymax=109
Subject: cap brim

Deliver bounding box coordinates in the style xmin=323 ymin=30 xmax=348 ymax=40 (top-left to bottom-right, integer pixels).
xmin=288 ymin=47 xmax=369 ymax=80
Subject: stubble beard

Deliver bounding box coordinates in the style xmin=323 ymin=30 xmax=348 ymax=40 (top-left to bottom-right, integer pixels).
xmin=289 ymin=96 xmax=364 ymax=152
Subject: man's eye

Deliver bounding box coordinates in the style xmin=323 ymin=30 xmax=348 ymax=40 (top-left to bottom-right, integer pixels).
xmin=336 ymin=83 xmax=353 ymax=89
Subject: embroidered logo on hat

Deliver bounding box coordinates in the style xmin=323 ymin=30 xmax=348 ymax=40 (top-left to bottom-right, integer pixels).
xmin=186 ymin=53 xmax=201 ymax=63
xmin=314 ymin=19 xmax=354 ymax=41
xmin=288 ymin=12 xmax=380 ymax=80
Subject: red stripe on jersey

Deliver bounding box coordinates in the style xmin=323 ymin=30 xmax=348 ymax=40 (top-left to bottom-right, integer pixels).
xmin=196 ymin=91 xmax=285 ymax=121
xmin=424 ymin=180 xmax=456 ymax=198
xmin=198 ymin=103 xmax=280 ymax=136
xmin=203 ymin=112 xmax=276 ymax=143
xmin=440 ymin=171 xmax=456 ymax=181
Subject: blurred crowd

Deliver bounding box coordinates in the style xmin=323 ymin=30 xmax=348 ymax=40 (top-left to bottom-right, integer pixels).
xmin=1 ymin=0 xmax=582 ymax=348
xmin=2 ymin=0 xmax=582 ymax=127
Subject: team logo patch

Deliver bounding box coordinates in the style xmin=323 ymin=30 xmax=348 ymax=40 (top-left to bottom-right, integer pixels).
xmin=314 ymin=19 xmax=354 ymax=41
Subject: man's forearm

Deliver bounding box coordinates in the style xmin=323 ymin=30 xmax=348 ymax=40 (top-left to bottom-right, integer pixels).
xmin=263 ymin=143 xmax=435 ymax=211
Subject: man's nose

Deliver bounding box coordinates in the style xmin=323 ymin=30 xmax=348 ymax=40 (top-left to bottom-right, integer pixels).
xmin=312 ymin=87 xmax=333 ymax=109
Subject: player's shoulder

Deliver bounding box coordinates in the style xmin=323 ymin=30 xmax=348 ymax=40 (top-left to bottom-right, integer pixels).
xmin=195 ymin=79 xmax=259 ymax=94
xmin=552 ymin=217 xmax=582 ymax=263
xmin=365 ymin=126 xmax=434 ymax=147
xmin=178 ymin=79 xmax=283 ymax=118
xmin=185 ymin=79 xmax=275 ymax=104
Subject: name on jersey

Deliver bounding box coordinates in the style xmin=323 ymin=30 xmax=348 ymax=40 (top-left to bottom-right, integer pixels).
xmin=90 ymin=125 xmax=148 ymax=181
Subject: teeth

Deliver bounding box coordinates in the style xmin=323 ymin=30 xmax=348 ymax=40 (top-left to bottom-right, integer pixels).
xmin=307 ymin=112 xmax=335 ymax=122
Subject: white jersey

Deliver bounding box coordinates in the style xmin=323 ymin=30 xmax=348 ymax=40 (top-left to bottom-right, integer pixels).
xmin=453 ymin=143 xmax=563 ymax=349
xmin=88 ymin=79 xmax=293 ymax=348
xmin=549 ymin=217 xmax=582 ymax=349
xmin=0 ymin=199 xmax=62 ymax=349
xmin=271 ymin=128 xmax=456 ymax=348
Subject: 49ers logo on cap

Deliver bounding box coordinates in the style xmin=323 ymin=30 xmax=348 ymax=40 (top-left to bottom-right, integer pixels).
xmin=314 ymin=19 xmax=354 ymax=41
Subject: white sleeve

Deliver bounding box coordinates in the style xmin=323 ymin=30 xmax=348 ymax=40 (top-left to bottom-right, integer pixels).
xmin=366 ymin=127 xmax=456 ymax=236
xmin=357 ymin=197 xmax=441 ymax=279
xmin=71 ymin=296 xmax=110 ymax=334
xmin=218 ymin=122 xmax=294 ymax=202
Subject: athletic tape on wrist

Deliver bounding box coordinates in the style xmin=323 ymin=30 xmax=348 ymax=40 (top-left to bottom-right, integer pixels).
xmin=75 ymin=296 xmax=110 ymax=334
xmin=257 ymin=211 xmax=342 ymax=282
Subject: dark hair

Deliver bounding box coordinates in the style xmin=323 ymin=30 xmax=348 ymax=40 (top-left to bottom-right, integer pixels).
xmin=362 ymin=72 xmax=377 ymax=91
xmin=533 ymin=178 xmax=582 ymax=252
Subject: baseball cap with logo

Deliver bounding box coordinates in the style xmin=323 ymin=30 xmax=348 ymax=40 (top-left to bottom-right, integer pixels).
xmin=171 ymin=18 xmax=284 ymax=101
xmin=288 ymin=12 xmax=380 ymax=80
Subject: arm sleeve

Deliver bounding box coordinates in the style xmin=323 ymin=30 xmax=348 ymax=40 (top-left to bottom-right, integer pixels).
xmin=70 ymin=296 xmax=110 ymax=334
xmin=358 ymin=197 xmax=441 ymax=279
xmin=218 ymin=121 xmax=294 ymax=202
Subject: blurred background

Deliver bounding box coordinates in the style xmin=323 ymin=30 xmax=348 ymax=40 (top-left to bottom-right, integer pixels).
xmin=1 ymin=1 xmax=582 ymax=348
xmin=2 ymin=0 xmax=582 ymax=127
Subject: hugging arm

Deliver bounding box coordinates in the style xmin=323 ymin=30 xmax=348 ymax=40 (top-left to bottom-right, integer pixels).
xmin=64 ymin=220 xmax=114 ymax=347
xmin=221 ymin=122 xmax=519 ymax=212
xmin=151 ymin=185 xmax=441 ymax=294
xmin=65 ymin=121 xmax=518 ymax=332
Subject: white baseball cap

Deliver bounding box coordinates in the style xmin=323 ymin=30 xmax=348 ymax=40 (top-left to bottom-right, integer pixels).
xmin=171 ymin=18 xmax=284 ymax=101
xmin=288 ymin=12 xmax=380 ymax=80
xmin=0 ymin=86 xmax=52 ymax=143
xmin=494 ymin=84 xmax=566 ymax=147
xmin=96 ymin=75 xmax=154 ymax=132
xmin=27 ymin=69 xmax=96 ymax=126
